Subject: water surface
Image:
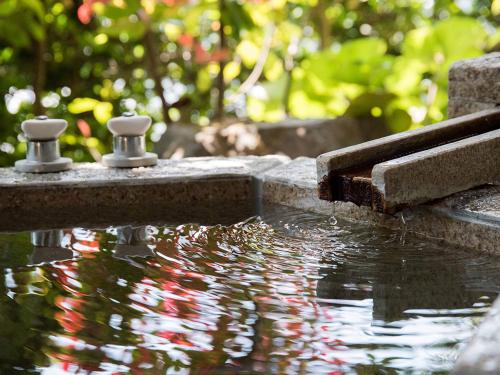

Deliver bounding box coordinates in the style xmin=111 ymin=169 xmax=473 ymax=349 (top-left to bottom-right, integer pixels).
xmin=0 ymin=205 xmax=498 ymax=374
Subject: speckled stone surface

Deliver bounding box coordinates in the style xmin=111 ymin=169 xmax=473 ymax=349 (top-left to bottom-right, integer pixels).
xmin=261 ymin=157 xmax=391 ymax=222
xmin=448 ymin=53 xmax=500 ymax=118
xmin=449 ymin=53 xmax=500 ymax=103
xmin=434 ymin=185 xmax=500 ymax=225
xmin=261 ymin=157 xmax=334 ymax=215
xmin=0 ymin=156 xmax=288 ymax=231
xmin=448 ymin=98 xmax=497 ymax=118
xmin=0 ymin=156 xmax=288 ymax=188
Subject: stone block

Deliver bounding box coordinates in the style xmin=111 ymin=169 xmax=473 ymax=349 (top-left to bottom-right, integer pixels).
xmin=448 ymin=52 xmax=500 ymax=117
xmin=448 ymin=97 xmax=497 ymax=118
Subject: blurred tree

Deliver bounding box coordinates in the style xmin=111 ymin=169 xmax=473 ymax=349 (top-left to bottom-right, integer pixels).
xmin=0 ymin=0 xmax=498 ymax=166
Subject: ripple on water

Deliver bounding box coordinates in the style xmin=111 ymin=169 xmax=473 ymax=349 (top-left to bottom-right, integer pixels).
xmin=0 ymin=204 xmax=498 ymax=374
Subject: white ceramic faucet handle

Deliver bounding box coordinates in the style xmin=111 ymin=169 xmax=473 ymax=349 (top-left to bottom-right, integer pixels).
xmin=107 ymin=113 xmax=152 ymax=136
xmin=21 ymin=116 xmax=68 ymax=141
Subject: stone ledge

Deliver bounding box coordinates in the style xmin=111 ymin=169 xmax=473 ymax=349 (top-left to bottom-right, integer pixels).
xmin=261 ymin=157 xmax=333 ymax=215
xmin=0 ymin=156 xmax=288 ymax=231
xmin=0 ymin=156 xmax=288 ymax=215
xmin=0 ymin=156 xmax=288 ymax=188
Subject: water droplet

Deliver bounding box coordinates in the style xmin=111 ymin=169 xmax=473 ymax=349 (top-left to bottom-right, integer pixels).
xmin=328 ymin=215 xmax=338 ymax=226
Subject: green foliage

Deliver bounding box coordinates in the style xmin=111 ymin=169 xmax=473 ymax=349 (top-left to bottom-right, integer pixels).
xmin=0 ymin=0 xmax=498 ymax=166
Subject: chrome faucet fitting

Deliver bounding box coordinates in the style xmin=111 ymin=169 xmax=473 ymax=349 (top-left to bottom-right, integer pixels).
xmin=102 ymin=112 xmax=158 ymax=168
xmin=15 ymin=116 xmax=73 ymax=173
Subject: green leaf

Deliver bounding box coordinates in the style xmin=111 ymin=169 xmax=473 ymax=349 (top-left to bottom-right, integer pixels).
xmin=28 ymin=19 xmax=45 ymax=41
xmin=402 ymin=17 xmax=487 ymax=73
xmin=302 ymin=38 xmax=391 ymax=87
xmin=223 ymin=61 xmax=241 ymax=83
xmin=345 ymin=92 xmax=395 ymax=117
xmin=99 ymin=5 xmax=135 ymax=20
xmin=222 ymin=1 xmax=254 ymax=37
xmin=99 ymin=18 xmax=146 ymax=41
xmin=0 ymin=0 xmax=17 ymax=17
xmin=493 ymin=0 xmax=500 ymax=15
xmin=68 ymin=98 xmax=99 ymax=114
xmin=20 ymin=0 xmax=44 ymax=21
xmin=386 ymin=108 xmax=412 ymax=133
xmin=384 ymin=57 xmax=425 ymax=96
xmin=0 ymin=23 xmax=31 ymax=47
xmin=263 ymin=53 xmax=283 ymax=81
xmin=196 ymin=67 xmax=212 ymax=92
xmin=93 ymin=102 xmax=113 ymax=124
xmin=247 ymin=74 xmax=287 ymax=122
xmin=289 ymin=90 xmax=330 ymax=118
xmin=236 ymin=39 xmax=260 ymax=67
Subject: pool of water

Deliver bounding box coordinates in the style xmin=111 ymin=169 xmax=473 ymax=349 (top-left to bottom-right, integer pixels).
xmin=0 ymin=204 xmax=498 ymax=374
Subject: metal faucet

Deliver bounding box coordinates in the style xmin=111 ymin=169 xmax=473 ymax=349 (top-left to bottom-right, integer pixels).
xmin=102 ymin=112 xmax=158 ymax=168
xmin=15 ymin=116 xmax=73 ymax=173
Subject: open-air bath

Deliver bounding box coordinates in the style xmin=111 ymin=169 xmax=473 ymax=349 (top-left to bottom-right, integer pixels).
xmin=1 ymin=1 xmax=500 ymax=374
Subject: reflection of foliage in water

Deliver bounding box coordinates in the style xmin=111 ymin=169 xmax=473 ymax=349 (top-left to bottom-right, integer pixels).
xmin=0 ymin=213 xmax=499 ymax=373
xmin=0 ymin=223 xmax=344 ymax=373
xmin=0 ymin=0 xmax=499 ymax=166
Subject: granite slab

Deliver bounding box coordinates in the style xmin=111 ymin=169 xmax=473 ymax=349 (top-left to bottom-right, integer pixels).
xmin=448 ymin=53 xmax=500 ymax=118
xmin=0 ymin=156 xmax=288 ymax=188
xmin=448 ymin=97 xmax=497 ymax=118
xmin=449 ymin=52 xmax=500 ymax=104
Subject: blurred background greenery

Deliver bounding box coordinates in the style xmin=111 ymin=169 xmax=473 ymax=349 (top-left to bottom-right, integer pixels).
xmin=0 ymin=0 xmax=499 ymax=166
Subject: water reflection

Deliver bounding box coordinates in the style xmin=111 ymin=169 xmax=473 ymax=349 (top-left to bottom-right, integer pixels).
xmin=113 ymin=225 xmax=155 ymax=261
xmin=29 ymin=229 xmax=74 ymax=265
xmin=317 ymin=249 xmax=487 ymax=322
xmin=0 ymin=208 xmax=498 ymax=374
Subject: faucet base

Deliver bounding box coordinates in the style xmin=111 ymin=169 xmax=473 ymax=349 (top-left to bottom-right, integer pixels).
xmin=101 ymin=152 xmax=157 ymax=168
xmin=15 ymin=157 xmax=72 ymax=173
